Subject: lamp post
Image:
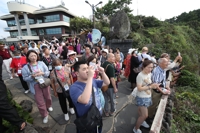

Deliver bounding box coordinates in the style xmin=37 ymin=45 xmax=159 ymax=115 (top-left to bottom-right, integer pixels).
xmin=85 ymin=0 xmax=102 ymax=28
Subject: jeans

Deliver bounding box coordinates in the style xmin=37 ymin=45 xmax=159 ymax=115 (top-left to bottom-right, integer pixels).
xmin=136 ymin=96 xmax=152 ymax=107
xmin=103 ymin=88 xmax=115 ymax=113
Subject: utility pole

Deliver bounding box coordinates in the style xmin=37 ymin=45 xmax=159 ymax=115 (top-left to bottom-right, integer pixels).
xmin=85 ymin=1 xmax=102 ymax=28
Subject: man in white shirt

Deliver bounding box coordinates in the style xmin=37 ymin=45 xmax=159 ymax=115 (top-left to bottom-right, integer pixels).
xmin=138 ymin=47 xmax=151 ymax=62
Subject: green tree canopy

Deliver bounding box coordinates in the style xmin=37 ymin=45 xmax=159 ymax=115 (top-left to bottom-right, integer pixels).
xmin=70 ymin=17 xmax=92 ymax=33
xmin=95 ymin=0 xmax=133 ymax=19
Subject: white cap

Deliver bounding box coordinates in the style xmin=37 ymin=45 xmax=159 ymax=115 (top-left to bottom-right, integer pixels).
xmin=102 ymin=49 xmax=108 ymax=54
xmin=67 ymin=50 xmax=77 ymax=56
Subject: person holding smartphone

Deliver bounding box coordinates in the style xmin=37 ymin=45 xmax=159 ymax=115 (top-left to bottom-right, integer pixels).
xmin=87 ymin=55 xmax=99 ymax=79
xmin=133 ymin=60 xmax=160 ymax=133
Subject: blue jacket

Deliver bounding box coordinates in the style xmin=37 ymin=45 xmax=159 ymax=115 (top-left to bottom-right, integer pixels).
xmin=22 ymin=61 xmax=50 ymax=95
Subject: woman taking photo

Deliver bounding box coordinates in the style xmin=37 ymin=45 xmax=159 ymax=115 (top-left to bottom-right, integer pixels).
xmin=50 ymin=59 xmax=75 ymax=121
xmin=133 ymin=60 xmax=159 ymax=133
xmin=22 ymin=50 xmax=53 ymax=124
xmin=10 ymin=50 xmax=29 ymax=93
xmin=65 ymin=50 xmax=78 ymax=82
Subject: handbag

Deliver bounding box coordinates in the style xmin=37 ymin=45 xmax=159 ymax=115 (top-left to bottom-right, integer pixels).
xmin=74 ymin=87 xmax=102 ymax=133
xmin=133 ymin=67 xmax=142 ymax=73
xmin=27 ymin=64 xmax=51 ymax=88
xmin=101 ymin=64 xmax=110 ymax=92
xmin=54 ymin=69 xmax=70 ymax=98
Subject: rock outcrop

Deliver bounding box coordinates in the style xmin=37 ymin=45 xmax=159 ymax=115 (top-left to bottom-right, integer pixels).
xmin=110 ymin=10 xmax=131 ymax=39
xmin=20 ymin=100 xmax=33 ymax=113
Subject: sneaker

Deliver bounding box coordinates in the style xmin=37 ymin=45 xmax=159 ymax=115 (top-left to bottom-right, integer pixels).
xmin=133 ymin=127 xmax=142 ymax=133
xmin=141 ymin=121 xmax=150 ymax=128
xmin=64 ymin=113 xmax=69 ymax=121
xmin=24 ymin=90 xmax=29 ymax=94
xmin=10 ymin=76 xmax=13 ymax=80
xmin=110 ymin=110 xmax=116 ymax=116
xmin=15 ymin=73 xmax=18 ymax=77
xmin=104 ymin=112 xmax=109 ymax=117
xmin=69 ymin=108 xmax=75 ymax=114
xmin=48 ymin=107 xmax=53 ymax=112
xmin=43 ymin=116 xmax=48 ymax=123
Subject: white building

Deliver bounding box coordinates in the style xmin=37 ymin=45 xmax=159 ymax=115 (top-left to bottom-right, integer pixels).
xmin=0 ymin=1 xmax=76 ymax=42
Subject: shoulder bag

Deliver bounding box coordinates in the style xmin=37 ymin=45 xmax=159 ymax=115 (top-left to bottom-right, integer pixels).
xmin=101 ymin=64 xmax=110 ymax=92
xmin=27 ymin=64 xmax=51 ymax=88
xmin=54 ymin=69 xmax=70 ymax=98
xmin=74 ymin=87 xmax=102 ymax=133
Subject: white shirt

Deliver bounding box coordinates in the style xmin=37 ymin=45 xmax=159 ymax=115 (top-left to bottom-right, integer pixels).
xmin=136 ymin=72 xmax=152 ymax=98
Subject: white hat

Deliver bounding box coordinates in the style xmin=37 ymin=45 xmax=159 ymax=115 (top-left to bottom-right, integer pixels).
xmin=128 ymin=48 xmax=133 ymax=54
xmin=102 ymin=49 xmax=108 ymax=54
xmin=67 ymin=50 xmax=77 ymax=56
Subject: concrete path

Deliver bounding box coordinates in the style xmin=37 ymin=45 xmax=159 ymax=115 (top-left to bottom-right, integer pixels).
xmin=3 ymin=70 xmax=150 ymax=133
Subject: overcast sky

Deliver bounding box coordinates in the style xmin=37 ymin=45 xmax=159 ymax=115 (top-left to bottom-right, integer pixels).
xmin=0 ymin=0 xmax=200 ymax=38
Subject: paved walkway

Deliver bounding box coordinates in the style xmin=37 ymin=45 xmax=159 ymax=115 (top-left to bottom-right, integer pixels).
xmin=3 ymin=69 xmax=150 ymax=133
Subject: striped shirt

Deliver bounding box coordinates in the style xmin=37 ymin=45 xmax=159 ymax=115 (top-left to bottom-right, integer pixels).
xmin=151 ymin=66 xmax=166 ymax=88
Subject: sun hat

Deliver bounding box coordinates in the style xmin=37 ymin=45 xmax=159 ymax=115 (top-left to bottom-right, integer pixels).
xmin=67 ymin=50 xmax=77 ymax=56
xmin=101 ymin=49 xmax=108 ymax=54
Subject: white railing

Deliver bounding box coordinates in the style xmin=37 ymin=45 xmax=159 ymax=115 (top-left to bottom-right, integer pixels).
xmin=150 ymin=94 xmax=169 ymax=133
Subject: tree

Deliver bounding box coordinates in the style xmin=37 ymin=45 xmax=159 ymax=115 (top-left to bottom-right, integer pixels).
xmin=70 ymin=17 xmax=92 ymax=34
xmin=95 ymin=0 xmax=133 ymax=19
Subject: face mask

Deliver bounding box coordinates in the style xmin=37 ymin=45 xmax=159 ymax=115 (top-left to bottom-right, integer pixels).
xmin=15 ymin=56 xmax=21 ymax=58
xmin=55 ymin=66 xmax=62 ymax=70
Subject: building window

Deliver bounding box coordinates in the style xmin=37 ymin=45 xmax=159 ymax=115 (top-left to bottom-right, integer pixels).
xmin=46 ymin=28 xmax=62 ymax=35
xmin=7 ymin=18 xmax=34 ymax=27
xmin=19 ymin=19 xmax=25 ymax=25
xmin=37 ymin=19 xmax=43 ymax=24
xmin=22 ymin=30 xmax=28 ymax=36
xmin=39 ymin=29 xmax=45 ymax=35
xmin=31 ymin=30 xmax=37 ymax=36
xmin=65 ymin=27 xmax=70 ymax=34
xmin=63 ymin=15 xmax=70 ymax=23
xmin=10 ymin=31 xmax=18 ymax=38
xmin=7 ymin=20 xmax=16 ymax=27
xmin=29 ymin=19 xmax=35 ymax=24
xmin=44 ymin=14 xmax=60 ymax=23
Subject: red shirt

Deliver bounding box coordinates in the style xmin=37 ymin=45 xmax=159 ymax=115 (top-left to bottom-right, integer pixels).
xmin=10 ymin=56 xmax=27 ymax=75
xmin=68 ymin=45 xmax=74 ymax=51
xmin=0 ymin=49 xmax=11 ymax=60
xmin=10 ymin=45 xmax=15 ymax=51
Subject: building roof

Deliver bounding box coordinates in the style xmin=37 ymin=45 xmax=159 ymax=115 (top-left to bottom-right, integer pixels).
xmin=0 ymin=4 xmax=76 ymax=20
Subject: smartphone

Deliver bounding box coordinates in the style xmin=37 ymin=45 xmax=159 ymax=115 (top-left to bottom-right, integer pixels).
xmin=89 ymin=62 xmax=97 ymax=70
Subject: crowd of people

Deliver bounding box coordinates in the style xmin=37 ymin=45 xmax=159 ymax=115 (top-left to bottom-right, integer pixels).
xmin=0 ymin=33 xmax=184 ymax=133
